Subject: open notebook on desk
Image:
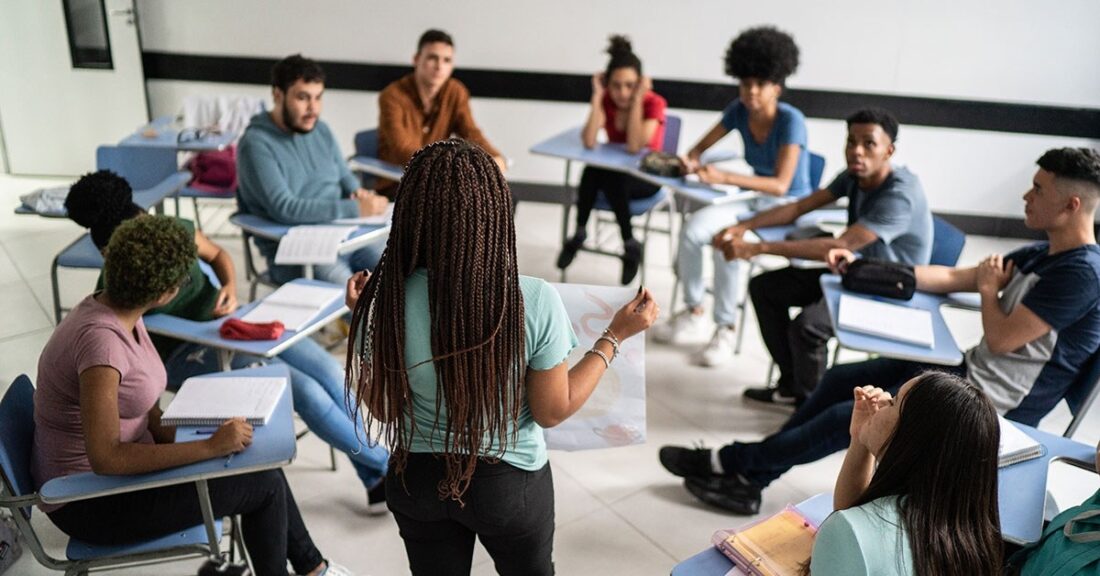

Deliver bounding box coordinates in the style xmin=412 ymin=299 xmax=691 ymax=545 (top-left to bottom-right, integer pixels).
xmin=241 ymin=282 xmax=344 ymax=331
xmin=999 ymin=415 xmax=1044 ymax=467
xmin=274 ymin=225 xmax=355 ymax=265
xmin=837 ymin=293 xmax=934 ymax=348
xmin=161 ymin=376 xmax=286 ymax=426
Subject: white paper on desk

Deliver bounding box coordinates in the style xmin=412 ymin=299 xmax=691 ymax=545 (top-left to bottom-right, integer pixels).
xmin=333 ymin=204 xmax=394 ymax=226
xmin=838 ymin=294 xmax=934 ymax=348
xmin=545 ymin=283 xmax=646 ymax=451
xmin=161 ymin=377 xmax=285 ymax=426
xmin=241 ymin=283 xmax=344 ymax=331
xmin=273 ymin=225 xmax=355 ymax=265
xmin=998 ymin=415 xmax=1044 ymax=467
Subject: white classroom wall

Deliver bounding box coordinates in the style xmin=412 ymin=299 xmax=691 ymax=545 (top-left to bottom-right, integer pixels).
xmin=65 ymin=0 xmax=1100 ymax=219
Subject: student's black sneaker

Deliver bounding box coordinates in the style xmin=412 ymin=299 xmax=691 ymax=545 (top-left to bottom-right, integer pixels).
xmin=684 ymin=474 xmax=762 ymax=515
xmin=366 ymin=479 xmax=388 ymax=516
xmin=556 ymin=233 xmax=587 ymax=269
xmin=621 ymin=239 xmax=643 ymax=285
xmin=742 ymin=386 xmax=805 ymax=409
xmin=659 ymin=445 xmax=715 ymax=478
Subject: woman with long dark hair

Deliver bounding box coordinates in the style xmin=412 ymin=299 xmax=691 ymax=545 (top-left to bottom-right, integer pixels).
xmin=345 ymin=139 xmax=658 ymax=576
xmin=809 ymin=371 xmax=1002 ymax=575
xmin=556 ymin=35 xmax=668 ymax=285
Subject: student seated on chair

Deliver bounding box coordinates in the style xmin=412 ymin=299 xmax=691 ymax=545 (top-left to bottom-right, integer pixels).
xmin=31 ymin=216 xmax=352 ymax=576
xmin=376 ymin=29 xmax=506 ymax=197
xmin=653 ymin=26 xmax=812 ymax=364
xmin=237 ymin=54 xmax=389 ymax=285
xmin=659 ymin=147 xmax=1100 ymax=516
xmin=556 ymin=35 xmax=667 ymax=285
xmin=345 ymin=140 xmax=658 ymax=576
xmin=65 ymin=171 xmax=390 ymax=515
xmin=733 ymin=108 xmax=931 ymax=406
xmin=808 ymin=372 xmax=1002 ymax=576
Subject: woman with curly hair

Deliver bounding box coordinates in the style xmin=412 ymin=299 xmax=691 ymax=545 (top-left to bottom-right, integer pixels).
xmin=64 ymin=170 xmax=390 ymax=514
xmin=345 ymin=139 xmax=658 ymax=575
xmin=557 ymin=35 xmax=668 ymax=284
xmin=809 ymin=371 xmax=1002 ymax=575
xmin=654 ymin=26 xmax=812 ymax=367
xmin=31 ymin=216 xmax=351 ymax=576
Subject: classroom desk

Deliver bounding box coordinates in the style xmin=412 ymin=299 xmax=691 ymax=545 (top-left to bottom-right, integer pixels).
xmin=229 ymin=212 xmax=390 ymax=280
xmin=348 ymin=156 xmax=404 ymax=183
xmin=670 ymin=493 xmax=833 ymax=576
xmin=39 ymin=364 xmax=295 ymax=557
xmin=143 ymin=278 xmax=347 ymax=370
xmin=14 ymin=172 xmax=191 ymax=218
xmin=119 ymin=116 xmax=237 ymax=152
xmin=530 ymin=127 xmax=757 ymax=207
xmin=672 ymin=424 xmax=1095 ymax=574
xmin=819 ymin=274 xmax=964 ymax=366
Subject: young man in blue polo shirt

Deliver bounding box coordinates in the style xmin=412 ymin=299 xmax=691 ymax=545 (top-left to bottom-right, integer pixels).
xmin=720 ymin=108 xmax=932 ymax=405
xmin=660 ymin=147 xmax=1100 ymax=514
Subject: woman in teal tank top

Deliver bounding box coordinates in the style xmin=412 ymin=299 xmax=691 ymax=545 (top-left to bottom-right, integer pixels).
xmin=345 ymin=139 xmax=658 ymax=576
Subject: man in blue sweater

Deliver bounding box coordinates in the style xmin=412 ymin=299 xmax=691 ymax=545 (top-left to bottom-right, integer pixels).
xmin=237 ymin=54 xmax=389 ymax=284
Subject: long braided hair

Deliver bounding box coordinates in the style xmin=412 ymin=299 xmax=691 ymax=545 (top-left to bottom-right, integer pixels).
xmin=345 ymin=139 xmax=525 ymax=502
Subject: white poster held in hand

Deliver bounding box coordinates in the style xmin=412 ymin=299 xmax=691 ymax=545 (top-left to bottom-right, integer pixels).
xmin=546 ymin=283 xmax=646 ymax=451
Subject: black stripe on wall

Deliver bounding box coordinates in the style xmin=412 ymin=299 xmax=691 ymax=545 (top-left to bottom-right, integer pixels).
xmin=143 ymin=51 xmax=1100 ymax=139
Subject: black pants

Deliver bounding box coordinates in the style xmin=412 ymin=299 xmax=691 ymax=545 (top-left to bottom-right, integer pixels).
xmin=749 ymin=267 xmax=833 ymax=399
xmin=388 ymin=453 xmax=555 ymax=576
xmin=48 ymin=469 xmax=322 ymax=576
xmin=574 ymin=166 xmax=661 ymax=242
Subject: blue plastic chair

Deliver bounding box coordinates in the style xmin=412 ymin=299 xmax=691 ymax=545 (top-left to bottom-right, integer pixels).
xmin=0 ymin=375 xmax=238 ymax=574
xmin=567 ymin=115 xmax=683 ymax=285
xmin=930 ymin=215 xmax=966 ymax=266
xmin=349 ymin=128 xmax=405 ymax=190
xmin=808 ymin=152 xmax=826 ymax=190
xmin=51 ymin=146 xmax=190 ymax=323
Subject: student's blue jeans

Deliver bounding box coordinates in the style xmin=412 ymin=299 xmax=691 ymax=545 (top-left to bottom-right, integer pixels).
xmin=163 ymin=337 xmax=388 ymax=489
xmin=718 ymin=357 xmax=966 ymax=487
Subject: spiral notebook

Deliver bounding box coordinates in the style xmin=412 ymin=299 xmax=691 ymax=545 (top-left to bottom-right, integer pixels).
xmin=999 ymin=415 xmax=1044 ymax=467
xmin=161 ymin=377 xmax=286 ymax=427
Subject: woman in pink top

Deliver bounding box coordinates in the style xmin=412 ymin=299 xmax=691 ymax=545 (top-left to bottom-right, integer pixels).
xmin=32 ymin=216 xmax=350 ymax=576
xmin=556 ymin=35 xmax=668 ymax=285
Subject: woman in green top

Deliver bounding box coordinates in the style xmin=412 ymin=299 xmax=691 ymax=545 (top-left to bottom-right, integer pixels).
xmin=809 ymin=371 xmax=1002 ymax=575
xmin=345 ymin=139 xmax=658 ymax=576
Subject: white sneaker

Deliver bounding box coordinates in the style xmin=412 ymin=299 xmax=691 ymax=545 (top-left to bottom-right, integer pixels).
xmin=652 ymin=309 xmax=706 ymax=344
xmin=697 ymin=326 xmax=736 ymax=367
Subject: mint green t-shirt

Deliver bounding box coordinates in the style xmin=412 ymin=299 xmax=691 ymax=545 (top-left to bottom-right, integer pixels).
xmin=402 ymin=270 xmax=577 ymax=470
xmin=810 ymin=496 xmax=914 ymax=575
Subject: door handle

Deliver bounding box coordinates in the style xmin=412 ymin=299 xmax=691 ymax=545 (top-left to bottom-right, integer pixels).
xmin=109 ymin=8 xmax=134 ymax=16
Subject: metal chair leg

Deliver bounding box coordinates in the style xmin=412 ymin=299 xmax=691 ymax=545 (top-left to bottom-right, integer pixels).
xmin=330 ymin=446 xmax=338 ymax=471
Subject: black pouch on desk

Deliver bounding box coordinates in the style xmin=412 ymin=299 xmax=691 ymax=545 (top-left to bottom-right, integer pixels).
xmin=638 ymin=151 xmax=685 ymax=178
xmin=841 ymin=258 xmax=916 ymax=300
xmin=784 ymin=225 xmax=833 ymax=241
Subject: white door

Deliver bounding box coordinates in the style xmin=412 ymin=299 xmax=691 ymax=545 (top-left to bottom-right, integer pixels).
xmin=0 ymin=0 xmax=148 ymax=176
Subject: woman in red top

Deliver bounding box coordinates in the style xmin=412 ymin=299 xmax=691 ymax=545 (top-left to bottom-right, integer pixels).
xmin=557 ymin=35 xmax=667 ymax=285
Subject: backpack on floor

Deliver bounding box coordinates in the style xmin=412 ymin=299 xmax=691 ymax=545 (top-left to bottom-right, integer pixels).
xmin=1011 ymin=488 xmax=1100 ymax=576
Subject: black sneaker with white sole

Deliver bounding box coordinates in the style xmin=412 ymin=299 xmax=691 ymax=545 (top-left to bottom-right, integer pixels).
xmin=742 ymin=386 xmax=804 ymax=409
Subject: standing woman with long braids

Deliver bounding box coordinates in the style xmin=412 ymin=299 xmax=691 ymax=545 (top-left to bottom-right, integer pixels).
xmin=345 ymin=139 xmax=658 ymax=576
xmin=808 ymin=371 xmax=1002 ymax=575
xmin=556 ymin=35 xmax=667 ymax=285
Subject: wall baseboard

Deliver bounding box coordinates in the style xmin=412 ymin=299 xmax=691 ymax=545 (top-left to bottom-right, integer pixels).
xmin=142 ymin=51 xmax=1100 ymax=139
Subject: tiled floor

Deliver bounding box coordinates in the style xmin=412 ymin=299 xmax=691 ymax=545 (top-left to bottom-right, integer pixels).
xmin=2 ymin=172 xmax=1097 ymax=575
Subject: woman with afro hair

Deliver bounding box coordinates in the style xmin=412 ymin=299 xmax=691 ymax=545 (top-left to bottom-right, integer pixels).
xmin=654 ymin=25 xmax=813 ymax=368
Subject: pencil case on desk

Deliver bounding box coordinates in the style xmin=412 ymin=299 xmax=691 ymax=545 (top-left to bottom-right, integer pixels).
xmin=219 ymin=318 xmax=285 ymax=340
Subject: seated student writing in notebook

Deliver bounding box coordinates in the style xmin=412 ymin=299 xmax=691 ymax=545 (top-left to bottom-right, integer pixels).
xmin=65 ymin=171 xmax=390 ymax=514
xmin=809 ymin=372 xmax=1002 ymax=575
xmin=659 ymin=147 xmax=1100 ymax=515
xmin=31 ymin=216 xmax=352 ymax=576
xmin=376 ymin=29 xmax=506 ymax=197
xmin=556 ymin=35 xmax=667 ymax=284
xmin=237 ymin=54 xmax=389 ymax=285
xmin=653 ymin=26 xmax=813 ymax=365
